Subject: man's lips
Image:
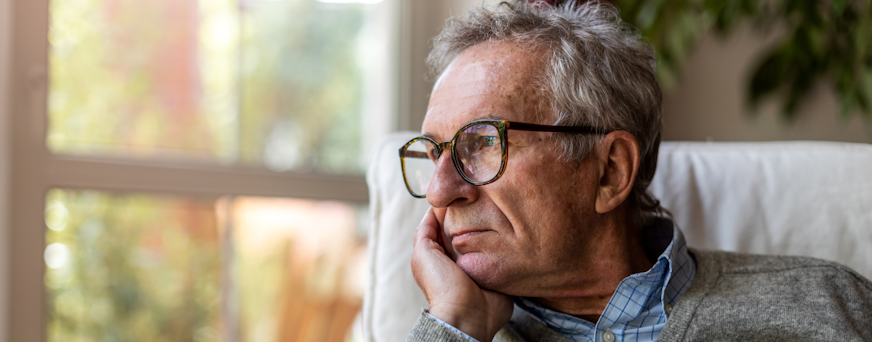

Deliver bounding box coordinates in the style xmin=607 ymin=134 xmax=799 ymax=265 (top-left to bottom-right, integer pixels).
xmin=450 ymin=229 xmax=493 ymax=246
xmin=450 ymin=229 xmax=490 ymax=237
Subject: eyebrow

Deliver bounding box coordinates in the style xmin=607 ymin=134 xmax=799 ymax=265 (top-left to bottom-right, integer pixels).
xmin=483 ymin=113 xmax=508 ymax=120
xmin=421 ymin=114 xmax=510 ymax=140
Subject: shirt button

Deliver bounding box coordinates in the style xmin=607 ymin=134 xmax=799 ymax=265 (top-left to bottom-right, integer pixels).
xmin=602 ymin=330 xmax=615 ymax=342
xmin=664 ymin=304 xmax=673 ymax=316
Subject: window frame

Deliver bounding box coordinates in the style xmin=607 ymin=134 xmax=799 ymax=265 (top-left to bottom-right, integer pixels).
xmin=2 ymin=0 xmax=436 ymax=339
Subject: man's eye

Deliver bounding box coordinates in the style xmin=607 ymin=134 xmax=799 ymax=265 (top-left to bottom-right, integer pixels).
xmin=466 ymin=136 xmax=498 ymax=150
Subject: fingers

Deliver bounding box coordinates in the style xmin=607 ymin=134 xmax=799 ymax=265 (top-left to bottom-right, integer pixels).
xmin=409 ymin=209 xmax=513 ymax=342
xmin=414 ymin=208 xmax=440 ymax=248
xmin=411 ymin=208 xmax=449 ymax=297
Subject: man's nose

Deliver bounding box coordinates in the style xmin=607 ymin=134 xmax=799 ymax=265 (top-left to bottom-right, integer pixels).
xmin=426 ymin=151 xmax=478 ymax=208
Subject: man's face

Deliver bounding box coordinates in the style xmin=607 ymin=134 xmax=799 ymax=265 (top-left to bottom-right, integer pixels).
xmin=422 ymin=41 xmax=604 ymax=296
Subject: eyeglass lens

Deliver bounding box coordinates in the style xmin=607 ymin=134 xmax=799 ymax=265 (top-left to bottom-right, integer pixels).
xmin=402 ymin=140 xmax=437 ymax=197
xmin=402 ymin=123 xmax=503 ymax=197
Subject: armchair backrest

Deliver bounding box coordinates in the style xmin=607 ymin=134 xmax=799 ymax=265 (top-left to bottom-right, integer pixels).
xmin=363 ymin=133 xmax=872 ymax=342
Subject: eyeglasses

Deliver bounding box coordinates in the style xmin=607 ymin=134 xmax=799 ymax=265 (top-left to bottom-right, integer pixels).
xmin=398 ymin=119 xmax=609 ymax=198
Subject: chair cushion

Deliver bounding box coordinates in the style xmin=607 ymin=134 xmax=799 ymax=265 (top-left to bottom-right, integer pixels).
xmin=363 ymin=133 xmax=872 ymax=342
xmin=364 ymin=132 xmax=430 ymax=342
xmin=649 ymin=141 xmax=872 ymax=278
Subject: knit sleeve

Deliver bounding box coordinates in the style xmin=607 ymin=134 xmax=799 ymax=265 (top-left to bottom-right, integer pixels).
xmin=406 ymin=310 xmax=480 ymax=342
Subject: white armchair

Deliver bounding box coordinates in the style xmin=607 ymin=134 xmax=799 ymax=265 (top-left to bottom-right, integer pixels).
xmin=363 ymin=133 xmax=872 ymax=342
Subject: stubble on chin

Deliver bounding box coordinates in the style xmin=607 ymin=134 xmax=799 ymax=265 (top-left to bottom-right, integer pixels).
xmin=457 ymin=251 xmax=510 ymax=290
xmin=439 ymin=206 xmax=511 ymax=288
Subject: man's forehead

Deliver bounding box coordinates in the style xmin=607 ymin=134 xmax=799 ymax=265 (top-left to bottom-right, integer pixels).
xmin=424 ymin=41 xmax=547 ymax=138
xmin=435 ymin=41 xmax=539 ymax=93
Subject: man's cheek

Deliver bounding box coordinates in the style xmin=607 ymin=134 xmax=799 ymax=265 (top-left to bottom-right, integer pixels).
xmin=432 ymin=207 xmax=447 ymax=223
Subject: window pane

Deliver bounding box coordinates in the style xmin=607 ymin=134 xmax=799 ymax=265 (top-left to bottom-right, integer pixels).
xmin=44 ymin=190 xmax=369 ymax=342
xmin=48 ymin=0 xmax=240 ymax=162
xmin=47 ymin=0 xmax=393 ymax=174
xmin=45 ymin=189 xmax=222 ymax=342
xmin=231 ymin=196 xmax=367 ymax=342
xmin=239 ymin=1 xmax=392 ymax=174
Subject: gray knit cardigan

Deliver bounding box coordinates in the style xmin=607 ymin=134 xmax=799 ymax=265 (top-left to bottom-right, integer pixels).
xmin=407 ymin=249 xmax=872 ymax=342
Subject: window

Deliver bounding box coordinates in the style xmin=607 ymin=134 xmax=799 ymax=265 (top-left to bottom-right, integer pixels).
xmin=6 ymin=0 xmax=403 ymax=340
xmin=44 ymin=190 xmax=367 ymax=341
xmin=47 ymin=0 xmax=393 ymax=173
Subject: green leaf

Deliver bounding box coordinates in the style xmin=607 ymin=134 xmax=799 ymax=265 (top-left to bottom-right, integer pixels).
xmin=748 ymin=49 xmax=787 ymax=107
xmin=618 ymin=0 xmax=871 ymax=121
xmin=853 ymin=16 xmax=870 ymax=61
xmin=635 ymin=0 xmax=664 ymax=31
xmin=831 ymin=0 xmax=849 ymax=18
xmin=858 ymin=69 xmax=872 ymax=115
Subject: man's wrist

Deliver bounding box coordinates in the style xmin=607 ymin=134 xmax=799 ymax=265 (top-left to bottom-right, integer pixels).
xmin=425 ymin=311 xmax=480 ymax=342
xmin=428 ymin=306 xmax=494 ymax=342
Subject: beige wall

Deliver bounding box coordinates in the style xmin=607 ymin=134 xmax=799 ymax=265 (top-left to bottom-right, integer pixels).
xmin=662 ymin=24 xmax=872 ymax=143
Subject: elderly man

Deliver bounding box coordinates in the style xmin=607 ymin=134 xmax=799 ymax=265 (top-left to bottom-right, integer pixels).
xmin=398 ymin=1 xmax=872 ymax=341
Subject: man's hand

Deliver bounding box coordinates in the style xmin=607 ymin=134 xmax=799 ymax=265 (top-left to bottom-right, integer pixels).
xmin=411 ymin=209 xmax=513 ymax=342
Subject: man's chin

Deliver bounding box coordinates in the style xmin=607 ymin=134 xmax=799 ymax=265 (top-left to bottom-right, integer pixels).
xmin=455 ymin=252 xmax=510 ymax=290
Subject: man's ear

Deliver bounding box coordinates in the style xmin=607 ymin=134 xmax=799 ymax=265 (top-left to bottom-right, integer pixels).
xmin=592 ymin=131 xmax=640 ymax=214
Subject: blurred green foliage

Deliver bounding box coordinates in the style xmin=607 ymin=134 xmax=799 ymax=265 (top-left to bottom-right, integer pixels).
xmin=45 ymin=189 xmax=221 ymax=342
xmin=236 ymin=237 xmax=287 ymax=342
xmin=615 ymin=0 xmax=872 ymax=119
xmin=240 ymin=1 xmax=368 ymax=173
xmin=48 ymin=0 xmax=231 ymax=159
xmin=49 ymin=0 xmax=373 ymax=174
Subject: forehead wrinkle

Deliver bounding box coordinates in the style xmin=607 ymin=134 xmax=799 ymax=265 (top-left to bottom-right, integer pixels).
xmin=424 ymin=41 xmax=552 ymax=139
xmin=466 ymin=43 xmax=551 ymax=124
xmin=463 ymin=52 xmax=527 ymax=92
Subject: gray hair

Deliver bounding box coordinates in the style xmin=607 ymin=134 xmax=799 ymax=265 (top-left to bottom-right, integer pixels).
xmin=427 ymin=0 xmax=665 ymax=220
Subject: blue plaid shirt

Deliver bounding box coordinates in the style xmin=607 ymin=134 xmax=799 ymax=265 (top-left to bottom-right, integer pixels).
xmin=428 ymin=218 xmax=696 ymax=342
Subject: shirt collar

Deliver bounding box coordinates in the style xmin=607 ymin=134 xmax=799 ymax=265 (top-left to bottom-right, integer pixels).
xmin=656 ymin=218 xmax=695 ymax=307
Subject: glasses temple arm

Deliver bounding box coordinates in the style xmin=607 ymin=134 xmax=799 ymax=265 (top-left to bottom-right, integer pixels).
xmin=507 ymin=122 xmax=610 ymax=135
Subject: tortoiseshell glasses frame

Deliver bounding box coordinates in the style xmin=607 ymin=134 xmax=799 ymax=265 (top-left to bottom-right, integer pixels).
xmin=398 ymin=119 xmax=610 ymax=198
